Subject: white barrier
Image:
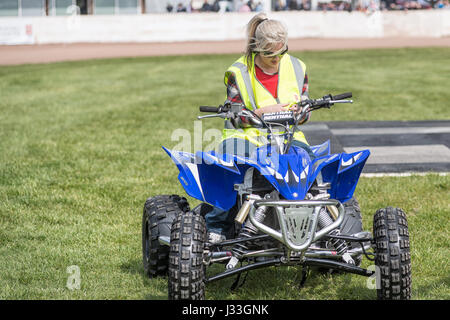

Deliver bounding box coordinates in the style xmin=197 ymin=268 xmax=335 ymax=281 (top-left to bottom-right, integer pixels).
xmin=0 ymin=10 xmax=449 ymax=45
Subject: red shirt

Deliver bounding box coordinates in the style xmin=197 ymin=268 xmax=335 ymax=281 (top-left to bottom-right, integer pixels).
xmin=226 ymin=68 xmax=308 ymax=105
xmin=255 ymin=64 xmax=279 ymax=98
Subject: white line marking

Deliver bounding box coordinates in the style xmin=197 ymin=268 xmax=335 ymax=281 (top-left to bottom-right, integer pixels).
xmin=361 ymin=172 xmax=449 ymax=178
xmin=300 ymin=123 xmax=330 ymax=131
xmin=332 ymin=127 xmax=450 ymax=135
xmin=344 ymin=145 xmax=450 ymax=164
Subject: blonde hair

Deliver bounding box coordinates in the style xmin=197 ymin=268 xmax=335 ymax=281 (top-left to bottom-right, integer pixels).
xmin=245 ymin=13 xmax=288 ymax=67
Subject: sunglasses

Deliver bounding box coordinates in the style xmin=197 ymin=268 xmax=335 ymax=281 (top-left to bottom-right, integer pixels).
xmin=261 ymin=45 xmax=288 ymax=58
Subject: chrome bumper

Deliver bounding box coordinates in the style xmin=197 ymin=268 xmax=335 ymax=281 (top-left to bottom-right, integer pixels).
xmin=248 ymin=199 xmax=345 ymax=252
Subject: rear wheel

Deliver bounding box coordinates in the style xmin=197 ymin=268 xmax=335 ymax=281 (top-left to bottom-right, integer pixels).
xmin=373 ymin=207 xmax=411 ymax=300
xmin=142 ymin=195 xmax=189 ymax=278
xmin=168 ymin=211 xmax=207 ymax=300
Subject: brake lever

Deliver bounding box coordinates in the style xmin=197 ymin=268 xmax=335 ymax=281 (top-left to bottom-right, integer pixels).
xmin=197 ymin=113 xmax=228 ymax=120
xmin=295 ymin=105 xmax=310 ymax=123
xmin=328 ymin=99 xmax=353 ymax=104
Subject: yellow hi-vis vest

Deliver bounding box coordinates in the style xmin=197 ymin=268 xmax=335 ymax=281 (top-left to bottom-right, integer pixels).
xmin=223 ymin=53 xmax=308 ymax=146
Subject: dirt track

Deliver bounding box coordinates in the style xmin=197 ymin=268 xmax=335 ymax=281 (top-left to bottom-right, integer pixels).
xmin=0 ymin=37 xmax=449 ymax=65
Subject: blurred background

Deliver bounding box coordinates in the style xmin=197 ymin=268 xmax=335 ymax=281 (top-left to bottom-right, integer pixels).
xmin=1 ymin=0 xmax=448 ymax=15
xmin=0 ymin=0 xmax=449 ymax=45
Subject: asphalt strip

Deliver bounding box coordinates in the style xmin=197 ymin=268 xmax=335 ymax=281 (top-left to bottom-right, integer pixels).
xmin=343 ymin=145 xmax=450 ymax=164
xmin=331 ymin=127 xmax=450 ymax=135
xmin=303 ymin=120 xmax=450 ymax=174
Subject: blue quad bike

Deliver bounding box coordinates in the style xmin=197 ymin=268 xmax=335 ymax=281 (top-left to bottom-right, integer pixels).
xmin=142 ymin=92 xmax=411 ymax=300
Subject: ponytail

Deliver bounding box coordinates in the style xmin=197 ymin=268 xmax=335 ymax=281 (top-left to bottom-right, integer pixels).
xmin=245 ymin=13 xmax=268 ymax=68
xmin=244 ymin=13 xmax=288 ymax=68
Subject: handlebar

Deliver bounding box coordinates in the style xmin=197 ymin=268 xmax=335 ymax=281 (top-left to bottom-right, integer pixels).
xmin=197 ymin=92 xmax=353 ymax=154
xmin=332 ymin=92 xmax=352 ymax=100
xmin=199 ymin=106 xmax=221 ymax=113
xmin=198 ymin=92 xmax=353 ymax=124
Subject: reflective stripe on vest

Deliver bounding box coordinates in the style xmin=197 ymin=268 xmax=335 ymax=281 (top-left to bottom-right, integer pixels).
xmin=289 ymin=55 xmax=306 ymax=97
xmin=232 ymin=61 xmax=257 ymax=110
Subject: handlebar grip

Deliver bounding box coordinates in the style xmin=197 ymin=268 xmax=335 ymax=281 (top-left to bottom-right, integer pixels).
xmin=199 ymin=106 xmax=220 ymax=113
xmin=332 ymin=92 xmax=352 ymax=100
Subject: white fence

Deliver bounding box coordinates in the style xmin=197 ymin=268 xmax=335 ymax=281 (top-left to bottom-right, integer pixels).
xmin=0 ymin=10 xmax=449 ymax=45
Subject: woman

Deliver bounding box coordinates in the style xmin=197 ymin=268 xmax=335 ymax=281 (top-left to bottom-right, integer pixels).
xmin=206 ymin=13 xmax=313 ymax=243
xmin=221 ymin=13 xmax=312 ymax=156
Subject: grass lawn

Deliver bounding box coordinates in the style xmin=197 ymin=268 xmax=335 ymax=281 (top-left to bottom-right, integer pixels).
xmin=0 ymin=47 xmax=449 ymax=299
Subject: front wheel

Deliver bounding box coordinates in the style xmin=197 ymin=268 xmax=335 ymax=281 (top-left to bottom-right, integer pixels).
xmin=168 ymin=211 xmax=207 ymax=300
xmin=373 ymin=207 xmax=412 ymax=300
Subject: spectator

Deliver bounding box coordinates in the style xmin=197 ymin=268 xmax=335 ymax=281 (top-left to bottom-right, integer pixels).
xmin=381 ymin=0 xmax=388 ymax=7
xmin=254 ymin=1 xmax=264 ymax=11
xmin=274 ymin=0 xmax=287 ymax=10
xmin=177 ymin=2 xmax=187 ymax=11
xmin=247 ymin=0 xmax=256 ymax=10
xmin=161 ymin=0 xmax=446 ymax=13
xmin=186 ymin=1 xmax=193 ymax=12
xmin=435 ymin=0 xmax=447 ymax=7
xmin=201 ymin=0 xmax=212 ymax=11
xmin=289 ymin=0 xmax=299 ymax=10
xmin=302 ymin=0 xmax=311 ymax=10
xmin=417 ymin=0 xmax=432 ymax=8
xmin=239 ymin=4 xmax=252 ymax=11
xmin=238 ymin=0 xmax=252 ymax=11
xmin=212 ymin=0 xmax=221 ymax=11
xmin=368 ymin=0 xmax=379 ymax=12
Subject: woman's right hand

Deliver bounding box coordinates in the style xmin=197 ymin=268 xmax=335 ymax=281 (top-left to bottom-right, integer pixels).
xmin=254 ymin=103 xmax=289 ymax=117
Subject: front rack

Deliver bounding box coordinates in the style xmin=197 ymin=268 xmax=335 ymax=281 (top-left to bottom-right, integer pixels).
xmin=249 ymin=199 xmax=345 ymax=252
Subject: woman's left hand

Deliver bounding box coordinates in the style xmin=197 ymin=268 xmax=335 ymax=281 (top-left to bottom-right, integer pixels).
xmin=287 ymin=103 xmax=303 ymax=115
